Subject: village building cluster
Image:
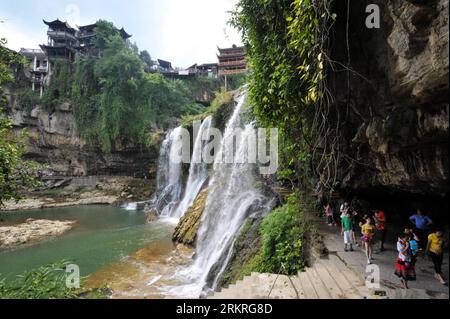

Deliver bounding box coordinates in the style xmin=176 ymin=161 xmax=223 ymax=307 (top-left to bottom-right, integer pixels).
xmin=19 ymin=19 xmax=247 ymax=96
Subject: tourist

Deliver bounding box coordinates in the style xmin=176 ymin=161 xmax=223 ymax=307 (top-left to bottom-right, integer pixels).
xmin=374 ymin=210 xmax=387 ymax=252
xmin=360 ymin=216 xmax=376 ymax=264
xmin=324 ymin=203 xmax=333 ymax=226
xmin=409 ymin=208 xmax=433 ymax=250
xmin=395 ymin=233 xmax=416 ymax=289
xmin=340 ymin=202 xmax=350 ymax=217
xmin=332 ymin=201 xmax=340 ymax=227
xmin=341 ymin=211 xmax=354 ymax=252
xmin=426 ymin=229 xmax=447 ymax=285
xmin=350 ymin=208 xmax=360 ymax=247
xmin=410 ymin=235 xmax=419 ymax=265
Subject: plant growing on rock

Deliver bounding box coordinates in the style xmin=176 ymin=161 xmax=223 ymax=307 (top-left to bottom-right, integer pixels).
xmin=231 ymin=0 xmax=339 ymax=192
xmin=0 ymin=39 xmax=41 ymax=206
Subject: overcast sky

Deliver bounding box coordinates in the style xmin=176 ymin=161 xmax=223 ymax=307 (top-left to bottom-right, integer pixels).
xmin=0 ymin=0 xmax=242 ymax=68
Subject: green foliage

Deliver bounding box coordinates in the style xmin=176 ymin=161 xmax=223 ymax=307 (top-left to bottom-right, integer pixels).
xmin=1 ymin=38 xmax=24 ymax=109
xmin=41 ymin=60 xmax=73 ymax=112
xmin=181 ymin=90 xmax=234 ymax=130
xmin=0 ymin=113 xmax=42 ymax=206
xmin=231 ymin=0 xmax=333 ymax=186
xmin=1 ymin=40 xmax=41 ymax=206
xmin=71 ymin=20 xmax=206 ymax=152
xmin=16 ymin=87 xmax=40 ymax=113
xmin=6 ymin=61 xmax=40 ymax=113
xmin=0 ymin=261 xmax=78 ymax=299
xmin=182 ymin=76 xmax=222 ymax=100
xmin=139 ymin=50 xmax=152 ymax=66
xmin=250 ymin=195 xmax=309 ymax=275
xmin=225 ymin=74 xmax=247 ymax=91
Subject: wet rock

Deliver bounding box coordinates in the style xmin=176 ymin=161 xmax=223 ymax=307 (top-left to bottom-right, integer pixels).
xmin=172 ymin=189 xmax=208 ymax=246
xmin=146 ymin=210 xmax=159 ymax=223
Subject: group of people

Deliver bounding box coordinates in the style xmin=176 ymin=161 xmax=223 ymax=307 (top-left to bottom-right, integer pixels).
xmin=323 ymin=202 xmax=447 ymax=290
xmin=400 ymin=209 xmax=447 ymax=288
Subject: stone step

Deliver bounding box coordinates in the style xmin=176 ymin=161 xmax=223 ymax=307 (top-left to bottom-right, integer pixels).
xmin=327 ymin=254 xmax=371 ymax=298
xmin=208 ymin=253 xmax=375 ymax=299
xmin=305 ymin=267 xmax=332 ymax=299
xmin=312 ymin=261 xmax=346 ymax=299
xmin=267 ymin=275 xmax=298 ymax=299
xmin=316 ymin=258 xmax=363 ymax=299
xmin=296 ymin=271 xmax=320 ymax=299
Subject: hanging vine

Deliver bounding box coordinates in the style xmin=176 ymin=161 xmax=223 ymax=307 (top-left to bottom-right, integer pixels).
xmin=231 ymin=0 xmax=341 ymax=194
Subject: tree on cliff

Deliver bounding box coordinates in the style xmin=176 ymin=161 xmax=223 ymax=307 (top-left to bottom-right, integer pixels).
xmin=0 ymin=39 xmax=41 ymax=206
xmin=72 ymin=20 xmax=204 ymax=152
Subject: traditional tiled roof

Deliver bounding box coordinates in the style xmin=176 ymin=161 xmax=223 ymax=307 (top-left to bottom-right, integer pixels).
xmin=43 ymin=19 xmax=76 ymax=33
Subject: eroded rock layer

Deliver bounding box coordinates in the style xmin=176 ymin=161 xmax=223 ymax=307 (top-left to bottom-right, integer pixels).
xmin=5 ymin=100 xmax=159 ymax=177
xmin=328 ymin=0 xmax=448 ymax=197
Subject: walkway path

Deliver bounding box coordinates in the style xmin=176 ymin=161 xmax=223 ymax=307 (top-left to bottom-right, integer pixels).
xmin=310 ymin=211 xmax=449 ymax=298
xmin=208 ymin=210 xmax=449 ymax=299
xmin=209 ymin=255 xmax=372 ymax=299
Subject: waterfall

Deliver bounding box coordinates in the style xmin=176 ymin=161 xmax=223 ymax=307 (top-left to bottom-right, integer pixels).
xmin=172 ymin=91 xmax=274 ymax=297
xmin=172 ymin=116 xmax=212 ymax=219
xmin=146 ymin=127 xmax=184 ymax=217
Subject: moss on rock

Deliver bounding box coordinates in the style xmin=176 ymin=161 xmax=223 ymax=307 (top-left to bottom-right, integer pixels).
xmin=172 ymin=188 xmax=208 ymax=246
xmin=216 ymin=216 xmax=264 ymax=288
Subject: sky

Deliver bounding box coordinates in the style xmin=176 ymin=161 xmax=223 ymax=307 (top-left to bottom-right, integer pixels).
xmin=0 ymin=0 xmax=242 ymax=68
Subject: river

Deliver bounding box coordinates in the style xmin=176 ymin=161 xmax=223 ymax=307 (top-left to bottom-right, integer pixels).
xmin=0 ymin=205 xmax=188 ymax=298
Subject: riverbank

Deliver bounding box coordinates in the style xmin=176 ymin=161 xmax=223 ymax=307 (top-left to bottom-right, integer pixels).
xmin=1 ymin=176 xmax=155 ymax=212
xmin=0 ymin=205 xmax=173 ymax=281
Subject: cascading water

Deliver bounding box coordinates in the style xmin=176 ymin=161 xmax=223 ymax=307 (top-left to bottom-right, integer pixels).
xmin=172 ymin=116 xmax=212 ymax=219
xmin=146 ymin=127 xmax=184 ymax=217
xmin=169 ymin=91 xmax=275 ymax=297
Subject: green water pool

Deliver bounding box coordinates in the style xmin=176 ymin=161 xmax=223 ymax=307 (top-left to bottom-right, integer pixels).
xmin=0 ymin=205 xmax=174 ymax=279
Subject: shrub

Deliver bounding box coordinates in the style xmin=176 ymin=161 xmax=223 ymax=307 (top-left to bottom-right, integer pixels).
xmin=0 ymin=261 xmax=79 ymax=299
xmin=16 ymin=87 xmax=39 ymax=113
xmin=255 ymin=194 xmax=309 ymax=275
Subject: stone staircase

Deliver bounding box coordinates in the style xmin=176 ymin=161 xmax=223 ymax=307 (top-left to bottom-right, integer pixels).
xmin=208 ymin=254 xmax=372 ymax=299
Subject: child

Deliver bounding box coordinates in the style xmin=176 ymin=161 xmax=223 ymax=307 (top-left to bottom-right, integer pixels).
xmin=360 ymin=216 xmax=376 ymax=264
xmin=395 ymin=233 xmax=416 ymax=289
xmin=341 ymin=211 xmax=354 ymax=252
xmin=410 ymin=236 xmax=419 ymax=264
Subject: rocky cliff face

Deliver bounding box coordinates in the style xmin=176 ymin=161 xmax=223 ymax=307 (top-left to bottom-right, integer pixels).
xmin=6 ymin=98 xmax=159 ymax=177
xmin=328 ymin=0 xmax=448 ymax=200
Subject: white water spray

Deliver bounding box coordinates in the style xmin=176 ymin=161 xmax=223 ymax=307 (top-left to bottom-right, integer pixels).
xmin=172 ymin=116 xmax=212 ymax=218
xmin=171 ymin=92 xmax=274 ymax=297
xmin=146 ymin=127 xmax=184 ymax=216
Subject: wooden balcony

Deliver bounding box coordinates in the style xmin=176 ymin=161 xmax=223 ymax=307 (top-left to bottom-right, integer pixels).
xmin=218 ymin=60 xmax=246 ymax=67
xmin=218 ymin=68 xmax=247 ymax=76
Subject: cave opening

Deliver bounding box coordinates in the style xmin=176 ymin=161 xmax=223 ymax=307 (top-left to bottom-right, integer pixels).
xmin=341 ymin=187 xmax=449 ymax=230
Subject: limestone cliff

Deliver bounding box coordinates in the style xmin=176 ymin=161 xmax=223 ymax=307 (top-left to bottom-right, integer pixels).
xmin=327 ymin=0 xmax=448 ymax=201
xmin=5 ymin=98 xmax=159 ymax=177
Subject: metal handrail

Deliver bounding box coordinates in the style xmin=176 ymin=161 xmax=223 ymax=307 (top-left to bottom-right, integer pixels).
xmin=267 ymin=263 xmax=300 ymax=299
